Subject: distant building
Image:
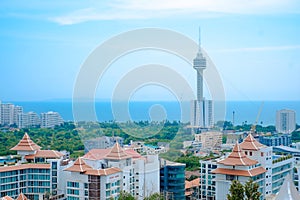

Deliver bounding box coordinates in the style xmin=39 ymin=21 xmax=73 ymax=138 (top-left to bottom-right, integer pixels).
xmin=226 ymin=131 xmax=245 ymax=144
xmin=259 ymin=134 xmax=291 ymax=147
xmin=17 ymin=112 xmax=40 ymax=128
xmin=276 ymin=109 xmax=296 ymax=134
xmin=0 ymin=103 xmax=15 ymax=125
xmin=195 ymin=131 xmax=222 ymax=150
xmin=160 ymin=159 xmax=185 ymax=200
xmin=41 ymin=111 xmax=63 ymax=128
xmin=83 ymin=136 xmax=124 ymax=153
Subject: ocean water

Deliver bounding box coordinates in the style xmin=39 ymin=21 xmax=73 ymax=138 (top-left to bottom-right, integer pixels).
xmin=11 ymin=101 xmax=300 ymax=125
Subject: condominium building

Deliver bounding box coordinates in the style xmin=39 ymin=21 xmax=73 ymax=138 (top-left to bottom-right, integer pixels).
xmin=212 ymin=142 xmax=266 ymax=200
xmin=259 ymin=134 xmax=291 ymax=147
xmin=0 ymin=133 xmax=65 ymax=199
xmin=276 ymin=109 xmax=296 ymax=134
xmin=41 ymin=111 xmax=63 ymax=128
xmin=0 ymin=103 xmax=16 ymax=126
xmin=0 ymin=133 xmax=160 ymax=200
xmin=160 ymin=159 xmax=185 ymax=200
xmin=17 ymin=112 xmax=41 ymax=129
xmin=64 ymin=144 xmax=160 ymax=200
xmin=199 ymin=158 xmax=219 ymax=200
xmin=202 ymin=134 xmax=294 ymax=200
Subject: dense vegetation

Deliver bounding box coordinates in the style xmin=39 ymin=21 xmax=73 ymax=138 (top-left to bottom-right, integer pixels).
xmin=0 ymin=122 xmax=83 ymax=157
xmin=0 ymin=121 xmax=192 ymax=159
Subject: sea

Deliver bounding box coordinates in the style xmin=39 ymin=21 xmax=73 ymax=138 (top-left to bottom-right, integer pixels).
xmin=11 ymin=101 xmax=300 ymax=125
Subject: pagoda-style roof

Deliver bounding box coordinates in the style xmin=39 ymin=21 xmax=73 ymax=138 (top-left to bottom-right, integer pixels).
xmin=218 ymin=142 xmax=258 ymax=166
xmin=25 ymin=150 xmax=64 ymax=159
xmin=240 ymin=134 xmax=265 ymax=151
xmin=212 ymin=166 xmax=266 ymax=177
xmin=105 ymin=143 xmax=132 ymax=160
xmin=16 ymin=193 xmax=28 ymax=200
xmin=64 ymin=157 xmax=92 ymax=173
xmin=275 ymin=174 xmax=300 ymax=200
xmin=84 ymin=167 xmax=121 ymax=176
xmin=10 ymin=133 xmax=41 ymax=151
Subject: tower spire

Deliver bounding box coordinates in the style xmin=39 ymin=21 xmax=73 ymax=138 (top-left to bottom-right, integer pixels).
xmin=198 ymin=26 xmax=201 ymax=51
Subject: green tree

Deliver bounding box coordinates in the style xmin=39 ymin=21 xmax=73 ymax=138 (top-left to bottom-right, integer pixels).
xmin=244 ymin=179 xmax=261 ymax=200
xmin=227 ymin=180 xmax=244 ymax=200
xmin=144 ymin=193 xmax=164 ymax=200
xmin=118 ymin=191 xmax=135 ymax=200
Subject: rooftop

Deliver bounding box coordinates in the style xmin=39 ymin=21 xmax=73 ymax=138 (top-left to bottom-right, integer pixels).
xmin=212 ymin=166 xmax=266 ymax=177
xmin=10 ymin=133 xmax=41 ymax=151
xmin=218 ymin=142 xmax=258 ymax=166
xmin=239 ymin=134 xmax=265 ymax=151
xmin=0 ymin=163 xmax=50 ymax=173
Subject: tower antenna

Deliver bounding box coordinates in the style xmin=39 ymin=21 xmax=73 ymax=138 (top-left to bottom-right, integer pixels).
xmin=198 ymin=26 xmax=201 ymax=51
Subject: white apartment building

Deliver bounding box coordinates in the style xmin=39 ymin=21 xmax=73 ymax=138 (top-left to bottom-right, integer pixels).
xmin=17 ymin=112 xmax=41 ymax=128
xmin=41 ymin=111 xmax=63 ymax=128
xmin=202 ymin=134 xmax=294 ymax=200
xmin=63 ymin=143 xmax=160 ymax=200
xmin=0 ymin=103 xmax=15 ymax=125
xmin=276 ymin=109 xmax=296 ymax=134
xmin=1 ymin=133 xmax=160 ymax=200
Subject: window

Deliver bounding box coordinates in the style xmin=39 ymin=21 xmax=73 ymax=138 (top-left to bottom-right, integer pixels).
xmin=250 ymin=152 xmax=252 ymax=156
xmin=261 ymin=152 xmax=264 ymax=157
xmin=245 ymin=151 xmax=248 ymax=155
xmin=226 ymin=175 xmax=235 ymax=181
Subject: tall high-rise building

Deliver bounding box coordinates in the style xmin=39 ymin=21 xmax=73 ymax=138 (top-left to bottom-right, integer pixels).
xmin=276 ymin=109 xmax=296 ymax=134
xmin=17 ymin=111 xmax=41 ymax=128
xmin=190 ymin=28 xmax=214 ymax=129
xmin=0 ymin=103 xmax=15 ymax=125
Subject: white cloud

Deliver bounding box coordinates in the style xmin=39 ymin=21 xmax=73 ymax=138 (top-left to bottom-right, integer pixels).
xmin=50 ymin=0 xmax=300 ymax=25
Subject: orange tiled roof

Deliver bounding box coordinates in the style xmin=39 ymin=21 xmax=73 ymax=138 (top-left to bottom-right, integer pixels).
xmin=0 ymin=163 xmax=50 ymax=173
xmin=218 ymin=142 xmax=258 ymax=166
xmin=25 ymin=150 xmax=64 ymax=159
xmin=83 ymin=149 xmax=111 ymax=160
xmin=10 ymin=133 xmax=41 ymax=151
xmin=105 ymin=143 xmax=132 ymax=160
xmin=125 ymin=149 xmax=142 ymax=159
xmin=84 ymin=167 xmax=121 ymax=176
xmin=64 ymin=157 xmax=92 ymax=173
xmin=83 ymin=144 xmax=137 ymax=161
xmin=240 ymin=134 xmax=265 ymax=151
xmin=1 ymin=196 xmax=13 ymax=200
xmin=16 ymin=193 xmax=28 ymax=200
xmin=185 ymin=178 xmax=200 ymax=189
xmin=212 ymin=166 xmax=266 ymax=177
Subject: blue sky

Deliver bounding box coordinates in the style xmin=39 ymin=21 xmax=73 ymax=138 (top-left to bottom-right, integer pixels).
xmin=0 ymin=0 xmax=300 ymax=102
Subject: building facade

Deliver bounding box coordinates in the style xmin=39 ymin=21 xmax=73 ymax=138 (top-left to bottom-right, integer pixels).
xmin=276 ymin=109 xmax=296 ymax=134
xmin=160 ymin=159 xmax=185 ymax=200
xmin=1 ymin=133 xmax=160 ymax=200
xmin=41 ymin=111 xmax=63 ymax=128
xmin=259 ymin=134 xmax=291 ymax=147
